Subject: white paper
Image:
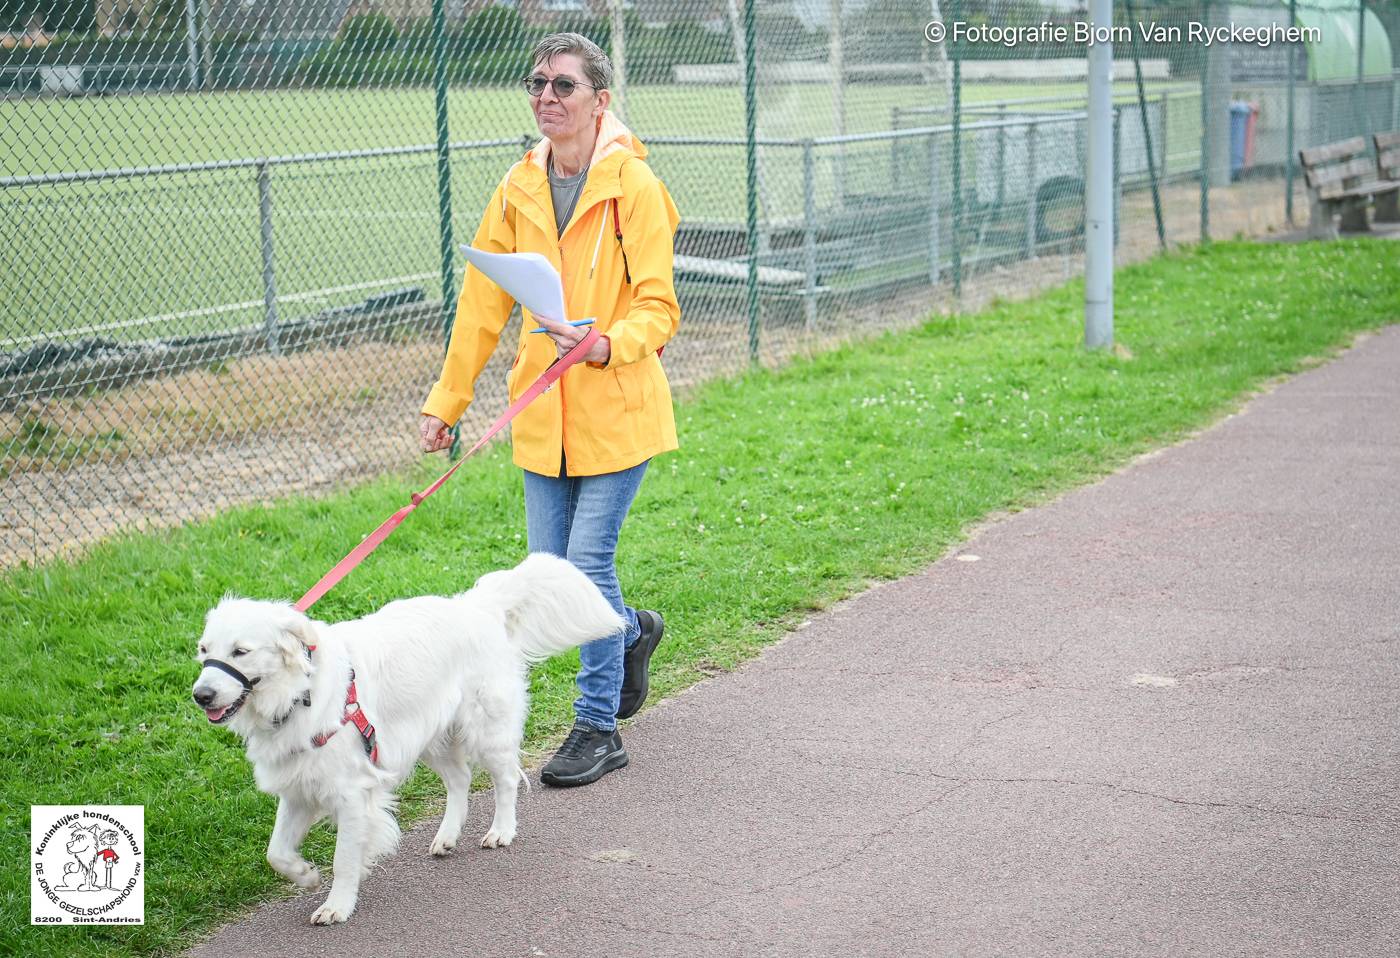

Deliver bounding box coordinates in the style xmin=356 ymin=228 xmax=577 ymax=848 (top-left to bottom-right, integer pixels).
xmin=460 ymin=245 xmax=569 ymax=324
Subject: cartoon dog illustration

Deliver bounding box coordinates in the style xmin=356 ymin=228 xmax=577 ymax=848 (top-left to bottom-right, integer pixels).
xmin=57 ymin=824 xmax=103 ymax=891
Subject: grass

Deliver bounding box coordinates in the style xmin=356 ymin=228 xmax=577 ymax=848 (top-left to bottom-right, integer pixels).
xmin=2 ymin=79 xmax=1192 ymax=343
xmin=3 ymin=238 xmax=1396 ymax=956
xmin=2 ymin=80 xmax=1183 ymax=176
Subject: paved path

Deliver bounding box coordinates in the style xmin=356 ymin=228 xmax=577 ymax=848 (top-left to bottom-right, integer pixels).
xmin=190 ymin=326 xmax=1400 ymax=958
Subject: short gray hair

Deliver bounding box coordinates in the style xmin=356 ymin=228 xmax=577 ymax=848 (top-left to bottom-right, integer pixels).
xmin=530 ymin=32 xmax=612 ymax=91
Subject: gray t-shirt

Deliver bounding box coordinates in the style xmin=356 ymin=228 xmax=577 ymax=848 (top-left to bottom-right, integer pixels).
xmin=548 ymin=156 xmax=589 ymax=237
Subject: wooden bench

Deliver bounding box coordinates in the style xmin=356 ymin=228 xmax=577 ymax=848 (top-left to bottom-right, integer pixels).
xmin=1373 ymin=130 xmax=1400 ymax=224
xmin=1299 ymin=135 xmax=1400 ymax=239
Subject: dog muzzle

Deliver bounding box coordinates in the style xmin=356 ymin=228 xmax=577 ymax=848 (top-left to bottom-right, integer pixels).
xmin=194 ymin=658 xmax=259 ymax=724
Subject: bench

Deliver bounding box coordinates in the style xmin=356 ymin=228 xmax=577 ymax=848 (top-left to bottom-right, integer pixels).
xmin=672 ymin=254 xmax=823 ymax=329
xmin=1299 ymin=135 xmax=1400 ymax=239
xmin=1373 ymin=130 xmax=1400 ymax=224
xmin=672 ymin=254 xmax=808 ymax=291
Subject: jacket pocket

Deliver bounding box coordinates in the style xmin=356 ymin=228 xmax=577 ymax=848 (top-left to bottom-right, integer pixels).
xmin=505 ymin=344 xmax=526 ymax=400
xmin=611 ymin=364 xmax=645 ymax=413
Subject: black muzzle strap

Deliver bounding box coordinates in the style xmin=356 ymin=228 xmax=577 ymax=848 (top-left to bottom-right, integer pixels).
xmin=202 ymin=658 xmax=258 ymax=692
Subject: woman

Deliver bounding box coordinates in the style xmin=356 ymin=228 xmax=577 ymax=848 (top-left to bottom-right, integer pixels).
xmin=418 ymin=33 xmax=680 ymax=787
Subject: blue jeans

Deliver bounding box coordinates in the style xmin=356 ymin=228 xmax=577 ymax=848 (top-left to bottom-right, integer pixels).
xmin=523 ymin=454 xmax=649 ymax=732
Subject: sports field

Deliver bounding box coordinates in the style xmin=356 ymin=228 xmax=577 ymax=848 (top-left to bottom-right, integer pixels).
xmin=2 ymin=79 xmax=1194 ymax=345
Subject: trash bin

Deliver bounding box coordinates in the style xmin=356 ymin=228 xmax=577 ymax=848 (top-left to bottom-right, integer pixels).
xmin=1229 ymin=101 xmax=1258 ymax=181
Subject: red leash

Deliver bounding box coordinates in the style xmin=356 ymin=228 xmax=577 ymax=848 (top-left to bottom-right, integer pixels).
xmin=293 ymin=328 xmax=600 ymax=613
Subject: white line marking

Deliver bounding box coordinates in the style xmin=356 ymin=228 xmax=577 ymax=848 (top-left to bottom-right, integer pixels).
xmin=3 ymin=272 xmax=438 ymax=348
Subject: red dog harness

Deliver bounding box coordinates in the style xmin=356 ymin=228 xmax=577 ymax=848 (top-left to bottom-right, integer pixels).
xmin=309 ymin=667 xmax=379 ymax=765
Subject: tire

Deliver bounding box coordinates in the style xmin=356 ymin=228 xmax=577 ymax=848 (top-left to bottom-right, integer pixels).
xmin=1035 ymin=176 xmax=1086 ymax=245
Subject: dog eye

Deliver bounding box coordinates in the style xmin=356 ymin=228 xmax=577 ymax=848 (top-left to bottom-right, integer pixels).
xmin=232 ymin=648 xmax=248 ymax=657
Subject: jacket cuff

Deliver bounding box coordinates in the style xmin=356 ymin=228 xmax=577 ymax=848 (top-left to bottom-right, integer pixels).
xmin=421 ymin=383 xmax=470 ymax=426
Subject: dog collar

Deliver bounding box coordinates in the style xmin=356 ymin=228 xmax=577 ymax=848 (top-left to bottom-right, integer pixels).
xmin=271 ymin=690 xmax=312 ymax=728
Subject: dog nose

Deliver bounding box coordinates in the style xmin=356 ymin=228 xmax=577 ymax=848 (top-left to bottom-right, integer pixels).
xmin=193 ymin=686 xmax=216 ymax=707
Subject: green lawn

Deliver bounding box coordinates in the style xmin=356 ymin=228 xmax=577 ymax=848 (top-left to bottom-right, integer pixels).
xmin=2 ymin=238 xmax=1398 ymax=956
xmin=2 ymin=79 xmax=1192 ymax=344
xmin=2 ymin=80 xmax=1183 ymax=175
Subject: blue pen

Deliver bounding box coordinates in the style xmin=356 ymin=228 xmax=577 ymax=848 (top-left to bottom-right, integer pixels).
xmin=530 ymin=318 xmax=595 ymax=334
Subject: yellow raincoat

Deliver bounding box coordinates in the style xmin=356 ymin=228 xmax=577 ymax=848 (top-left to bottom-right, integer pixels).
xmin=421 ymin=109 xmax=681 ymax=477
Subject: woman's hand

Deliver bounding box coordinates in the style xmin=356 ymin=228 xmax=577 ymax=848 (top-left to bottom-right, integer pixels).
xmin=419 ymin=414 xmax=453 ymax=453
xmin=534 ymin=316 xmax=611 ymax=364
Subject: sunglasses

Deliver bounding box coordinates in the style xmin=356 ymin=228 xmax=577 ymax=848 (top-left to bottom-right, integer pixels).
xmin=522 ymin=73 xmax=598 ymax=98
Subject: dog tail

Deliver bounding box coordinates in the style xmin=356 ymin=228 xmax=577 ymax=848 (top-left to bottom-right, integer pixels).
xmin=474 ymin=552 xmax=627 ymax=664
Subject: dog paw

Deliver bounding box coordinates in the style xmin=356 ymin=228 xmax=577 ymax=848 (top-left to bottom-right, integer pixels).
xmin=310 ymin=900 xmax=354 ymax=925
xmin=480 ymin=828 xmax=514 ymax=849
xmin=429 ymin=835 xmax=456 ymax=857
xmin=272 ymin=858 xmax=321 ymax=891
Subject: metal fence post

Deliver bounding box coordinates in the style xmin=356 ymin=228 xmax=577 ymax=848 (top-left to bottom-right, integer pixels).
xmin=1113 ymin=106 xmax=1122 ymax=249
xmin=198 ymin=0 xmax=213 ymax=91
xmin=1393 ymin=69 xmax=1399 ymax=133
xmin=996 ymin=103 xmax=1007 ymax=210
xmin=928 ymin=132 xmax=941 ymax=283
xmin=744 ymin=0 xmax=759 ymax=363
xmin=1357 ymin=0 xmax=1367 ymax=137
xmin=257 ymin=161 xmax=279 ymax=356
xmin=1286 ymin=0 xmax=1297 ymax=225
xmin=184 ymin=0 xmax=199 ymax=90
xmin=431 ymin=0 xmax=455 ymax=347
xmin=1025 ymin=121 xmax=1037 ymax=259
xmin=1160 ymin=92 xmax=1169 ymax=182
xmin=802 ymin=139 xmax=816 ymax=332
xmin=950 ymin=0 xmax=962 ymax=298
xmin=1126 ymin=0 xmax=1165 ymax=251
xmin=1200 ymin=3 xmax=1211 ymax=246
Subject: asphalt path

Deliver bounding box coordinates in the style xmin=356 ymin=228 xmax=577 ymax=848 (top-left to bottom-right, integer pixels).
xmin=190 ymin=325 xmax=1400 ymax=957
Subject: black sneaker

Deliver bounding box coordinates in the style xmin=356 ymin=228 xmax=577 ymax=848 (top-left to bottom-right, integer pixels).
xmin=540 ymin=723 xmax=628 ymax=787
xmin=618 ymin=610 xmax=664 ymax=720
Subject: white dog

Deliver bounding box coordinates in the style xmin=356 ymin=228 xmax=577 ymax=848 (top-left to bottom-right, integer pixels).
xmin=191 ymin=552 xmax=624 ymax=925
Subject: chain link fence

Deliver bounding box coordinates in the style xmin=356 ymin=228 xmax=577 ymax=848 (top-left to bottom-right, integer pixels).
xmin=3 ymin=0 xmax=1397 ymax=568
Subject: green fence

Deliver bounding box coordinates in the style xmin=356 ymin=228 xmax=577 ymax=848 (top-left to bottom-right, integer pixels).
xmin=2 ymin=0 xmax=1397 ymax=567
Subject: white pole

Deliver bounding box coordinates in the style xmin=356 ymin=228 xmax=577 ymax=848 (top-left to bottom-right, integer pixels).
xmin=1084 ymin=0 xmax=1114 ymax=349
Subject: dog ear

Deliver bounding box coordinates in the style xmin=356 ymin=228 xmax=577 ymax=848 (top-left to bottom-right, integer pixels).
xmin=274 ymin=610 xmax=317 ymax=675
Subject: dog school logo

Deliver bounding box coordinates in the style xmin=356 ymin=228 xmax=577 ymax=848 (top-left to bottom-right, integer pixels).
xmin=31 ymin=805 xmax=144 ymax=925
